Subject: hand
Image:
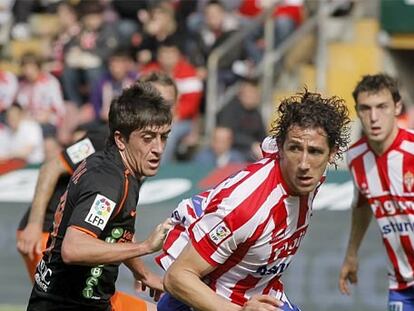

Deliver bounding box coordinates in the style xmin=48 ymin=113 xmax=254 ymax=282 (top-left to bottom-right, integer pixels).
xmin=144 ymin=218 xmax=173 ymax=253
xmin=338 ymin=255 xmax=359 ymax=295
xmin=135 ymin=272 xmax=163 ymax=302
xmin=241 ymin=295 xmax=284 ymax=311
xmin=16 ymin=223 xmax=43 ymax=260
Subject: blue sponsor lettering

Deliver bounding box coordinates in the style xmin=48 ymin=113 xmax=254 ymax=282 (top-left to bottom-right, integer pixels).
xmin=256 ymin=262 xmax=290 ymax=276
xmin=381 ymin=221 xmax=414 ymax=235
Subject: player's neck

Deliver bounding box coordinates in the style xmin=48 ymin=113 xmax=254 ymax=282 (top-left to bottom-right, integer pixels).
xmin=368 ymin=125 xmax=399 ymax=156
xmin=118 ymin=150 xmax=138 ymax=179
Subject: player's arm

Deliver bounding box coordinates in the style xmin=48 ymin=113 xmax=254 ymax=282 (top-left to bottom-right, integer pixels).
xmin=16 ymin=157 xmax=68 ymax=259
xmin=61 ymin=218 xmax=172 ymax=265
xmin=339 ymin=194 xmax=372 ymax=295
xmin=164 ymin=243 xmax=283 ymax=311
xmin=124 ymin=257 xmax=164 ymax=301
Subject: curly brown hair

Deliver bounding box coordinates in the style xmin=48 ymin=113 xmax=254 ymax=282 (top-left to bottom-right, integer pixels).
xmin=270 ymin=89 xmax=351 ymax=164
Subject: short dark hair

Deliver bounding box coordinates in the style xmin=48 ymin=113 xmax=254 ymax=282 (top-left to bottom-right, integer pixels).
xmin=139 ymin=71 xmax=178 ymax=100
xmin=109 ymin=48 xmax=133 ymax=60
xmin=108 ymin=82 xmax=172 ymax=145
xmin=206 ymin=0 xmax=224 ymax=9
xmin=271 ymin=89 xmax=350 ymax=164
xmin=21 ymin=52 xmax=42 ymax=68
xmin=352 ymin=73 xmax=401 ymax=104
xmin=158 ymin=34 xmax=183 ymax=53
xmin=76 ymin=0 xmax=104 ymax=18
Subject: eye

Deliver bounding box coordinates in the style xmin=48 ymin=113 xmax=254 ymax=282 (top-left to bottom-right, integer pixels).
xmin=143 ymin=135 xmax=154 ymax=142
xmin=288 ymin=145 xmax=300 ymax=152
xmin=378 ymin=104 xmax=387 ymax=110
xmin=161 ymin=134 xmax=169 ymax=141
xmin=308 ymin=147 xmax=324 ymax=155
xmin=358 ymin=105 xmax=369 ymax=112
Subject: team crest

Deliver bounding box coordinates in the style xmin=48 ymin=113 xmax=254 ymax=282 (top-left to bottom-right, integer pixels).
xmin=403 ymin=171 xmax=414 ymax=192
xmin=85 ymin=194 xmax=116 ymax=230
xmin=209 ymin=222 xmax=231 ymax=244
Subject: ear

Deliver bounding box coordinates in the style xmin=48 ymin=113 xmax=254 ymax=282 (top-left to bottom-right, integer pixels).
xmin=395 ymin=100 xmax=403 ymax=116
xmin=114 ymin=131 xmax=126 ymax=151
xmin=328 ymin=147 xmax=338 ymax=164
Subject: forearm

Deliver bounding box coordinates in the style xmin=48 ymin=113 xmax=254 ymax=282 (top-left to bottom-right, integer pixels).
xmin=62 ymin=227 xmax=151 ymax=265
xmin=345 ymin=205 xmax=373 ymax=258
xmin=124 ymin=257 xmax=151 ymax=280
xmin=28 ymin=158 xmax=65 ymax=226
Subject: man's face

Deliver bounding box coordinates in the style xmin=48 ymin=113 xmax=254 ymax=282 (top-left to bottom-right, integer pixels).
xmin=22 ymin=63 xmax=40 ymax=82
xmin=6 ymin=106 xmax=22 ymax=131
xmin=119 ymin=124 xmax=171 ymax=177
xmin=279 ymin=125 xmax=335 ymax=196
xmin=152 ymin=83 xmax=177 ymax=108
xmin=157 ymin=47 xmax=180 ymax=72
xmin=109 ymin=56 xmax=130 ymax=81
xmin=211 ymin=127 xmax=233 ymax=155
xmin=239 ymin=82 xmax=260 ymax=110
xmin=205 ymin=4 xmax=224 ymax=31
xmin=356 ymin=89 xmax=401 ymax=145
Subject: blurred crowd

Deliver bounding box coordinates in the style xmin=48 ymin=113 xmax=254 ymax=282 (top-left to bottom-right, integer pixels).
xmin=0 ymin=0 xmax=309 ymax=169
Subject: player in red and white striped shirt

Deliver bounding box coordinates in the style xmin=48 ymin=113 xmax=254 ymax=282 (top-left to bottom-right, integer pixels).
xmin=162 ymin=90 xmax=351 ymax=311
xmin=339 ymin=74 xmax=414 ymax=310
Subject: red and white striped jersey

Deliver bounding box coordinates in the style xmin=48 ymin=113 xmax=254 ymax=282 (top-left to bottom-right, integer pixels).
xmin=156 ymin=136 xmax=279 ymax=271
xmin=156 ymin=190 xmax=212 ymax=271
xmin=17 ymin=73 xmax=65 ymax=126
xmin=347 ymin=128 xmax=414 ymax=290
xmin=188 ymin=155 xmax=321 ymax=306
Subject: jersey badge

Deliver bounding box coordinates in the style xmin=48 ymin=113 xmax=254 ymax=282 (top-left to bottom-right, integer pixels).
xmin=209 ymin=222 xmax=231 ymax=244
xmin=85 ymin=194 xmax=116 ymax=230
xmin=66 ymin=138 xmax=95 ymax=164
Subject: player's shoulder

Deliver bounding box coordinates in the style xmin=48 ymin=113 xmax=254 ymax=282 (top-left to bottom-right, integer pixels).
xmin=346 ymin=137 xmax=369 ymax=165
xmin=261 ymin=136 xmax=278 ymax=158
xmin=64 ymin=136 xmax=97 ymax=167
xmin=399 ymin=127 xmax=414 ymax=141
xmin=80 ymin=148 xmax=124 ymax=182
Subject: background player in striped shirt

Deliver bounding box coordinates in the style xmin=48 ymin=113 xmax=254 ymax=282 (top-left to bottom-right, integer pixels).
xmin=339 ymin=74 xmax=414 ymax=311
xmin=163 ymin=90 xmax=351 ymax=311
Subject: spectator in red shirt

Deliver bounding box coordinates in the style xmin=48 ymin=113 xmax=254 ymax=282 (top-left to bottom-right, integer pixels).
xmin=142 ymin=37 xmax=203 ymax=163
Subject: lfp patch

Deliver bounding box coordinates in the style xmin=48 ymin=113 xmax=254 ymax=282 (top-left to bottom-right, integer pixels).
xmin=66 ymin=138 xmax=95 ymax=164
xmin=209 ymin=222 xmax=231 ymax=245
xmin=85 ymin=194 xmax=116 ymax=230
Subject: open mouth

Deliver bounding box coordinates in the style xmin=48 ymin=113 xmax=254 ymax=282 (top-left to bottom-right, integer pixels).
xmin=148 ymin=159 xmax=160 ymax=167
xmin=297 ymin=176 xmax=313 ymax=185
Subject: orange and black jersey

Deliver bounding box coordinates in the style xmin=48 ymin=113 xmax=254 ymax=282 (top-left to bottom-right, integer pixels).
xmin=18 ymin=127 xmax=108 ymax=232
xmin=28 ymin=145 xmax=140 ymax=311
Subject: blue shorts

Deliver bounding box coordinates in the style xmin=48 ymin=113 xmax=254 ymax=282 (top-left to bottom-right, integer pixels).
xmin=157 ymin=293 xmax=191 ymax=311
xmin=157 ymin=292 xmax=301 ymax=311
xmin=389 ymin=286 xmax=414 ymax=311
xmin=281 ymin=296 xmax=301 ymax=311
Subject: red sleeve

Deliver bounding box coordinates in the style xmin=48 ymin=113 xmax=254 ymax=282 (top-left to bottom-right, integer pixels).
xmin=176 ymin=92 xmax=202 ymax=120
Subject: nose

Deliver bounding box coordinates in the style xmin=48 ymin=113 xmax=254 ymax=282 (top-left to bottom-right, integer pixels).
xmin=152 ymin=136 xmax=165 ymax=155
xmin=299 ymin=152 xmax=310 ymax=171
xmin=370 ymin=108 xmax=378 ymax=123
